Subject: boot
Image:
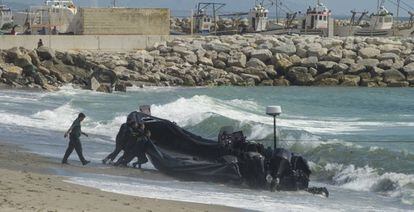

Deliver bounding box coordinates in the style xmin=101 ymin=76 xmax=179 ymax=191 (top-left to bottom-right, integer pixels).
xmin=102 ymin=157 xmax=109 ymax=164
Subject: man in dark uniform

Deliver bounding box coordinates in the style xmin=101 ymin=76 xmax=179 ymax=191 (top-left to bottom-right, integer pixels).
xmin=102 ymin=117 xmax=134 ymax=164
xmin=132 ymin=129 xmax=151 ymax=169
xmin=62 ymin=113 xmax=90 ymax=165
xmin=114 ymin=123 xmax=147 ymax=167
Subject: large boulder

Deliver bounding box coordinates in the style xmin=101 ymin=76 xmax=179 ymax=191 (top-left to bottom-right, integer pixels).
xmin=213 ymin=60 xmax=227 ymax=69
xmin=217 ymin=52 xmax=230 ymax=62
xmin=250 ymin=49 xmax=273 ymax=62
xmin=203 ymin=42 xmax=231 ymax=53
xmin=387 ymin=81 xmax=409 ymax=87
xmin=341 ymin=75 xmax=361 ymax=86
xmin=246 ymin=58 xmax=266 ymax=70
xmin=198 ymin=57 xmax=213 ymax=66
xmin=314 ymin=78 xmax=339 ymax=86
xmin=404 ymin=55 xmax=414 ymax=65
xmin=274 ymin=57 xmax=293 ymax=71
xmin=324 ymin=48 xmax=343 ymax=62
xmin=383 ymin=69 xmax=406 ymax=83
xmin=403 ymin=62 xmax=414 ymax=82
xmin=347 ymin=63 xmax=366 ymax=74
xmin=308 ymin=47 xmax=328 ymax=59
xmin=227 ymin=52 xmax=246 ymax=68
xmin=271 ymin=44 xmax=296 ymax=56
xmin=36 ymin=46 xmax=55 ymax=61
xmin=184 ymin=53 xmax=198 ymax=65
xmin=317 ymin=61 xmax=337 ymax=72
xmin=172 ymin=45 xmax=193 ymax=56
xmin=28 ymin=51 xmax=41 ymax=67
xmin=273 ymin=77 xmax=290 ymax=86
xmin=241 ymin=73 xmax=261 ymax=84
xmin=91 ymin=67 xmax=117 ymax=86
xmin=357 ymin=59 xmax=379 ymax=69
xmin=14 ymin=54 xmax=33 ymax=68
xmin=358 ymin=47 xmax=380 ymax=59
xmin=333 ymin=63 xmax=349 ymax=73
xmin=377 ymin=53 xmax=399 ymax=62
xmin=0 ymin=64 xmax=23 ymax=81
xmin=301 ymin=56 xmax=318 ymax=68
xmin=286 ymin=67 xmax=314 ymax=85
xmin=6 ymin=47 xmax=23 ymax=61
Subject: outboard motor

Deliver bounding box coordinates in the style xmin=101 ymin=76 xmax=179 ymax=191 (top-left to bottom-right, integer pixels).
xmin=268 ymin=148 xmax=310 ymax=191
xmin=218 ymin=127 xmax=266 ymax=188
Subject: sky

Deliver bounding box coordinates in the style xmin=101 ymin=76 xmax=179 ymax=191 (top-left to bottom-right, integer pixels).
xmin=5 ymin=0 xmax=414 ymax=17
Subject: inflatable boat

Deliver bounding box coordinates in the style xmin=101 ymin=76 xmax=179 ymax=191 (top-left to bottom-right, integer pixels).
xmin=125 ymin=108 xmax=328 ymax=196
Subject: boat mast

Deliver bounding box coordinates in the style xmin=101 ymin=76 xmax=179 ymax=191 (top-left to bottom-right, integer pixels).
xmin=396 ymin=0 xmax=400 ymax=23
xmin=275 ymin=0 xmax=279 ymax=23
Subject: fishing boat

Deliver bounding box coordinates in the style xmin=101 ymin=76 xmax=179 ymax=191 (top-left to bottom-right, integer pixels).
xmin=0 ymin=2 xmax=13 ymax=29
xmin=300 ymin=0 xmax=333 ymax=36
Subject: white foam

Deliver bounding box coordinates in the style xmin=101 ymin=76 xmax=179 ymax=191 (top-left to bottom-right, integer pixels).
xmin=315 ymin=162 xmax=414 ymax=205
xmin=67 ymin=174 xmax=406 ymax=211
xmin=0 ymin=101 xmax=126 ymax=139
xmin=67 ymin=175 xmax=329 ymax=212
xmin=151 ymin=95 xmax=414 ymax=138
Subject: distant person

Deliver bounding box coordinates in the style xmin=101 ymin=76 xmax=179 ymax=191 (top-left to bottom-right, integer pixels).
xmin=23 ymin=27 xmax=32 ymax=35
xmin=62 ymin=113 xmax=90 ymax=165
xmin=51 ymin=26 xmax=58 ymax=35
xmin=37 ymin=39 xmax=44 ymax=48
xmin=10 ymin=27 xmax=16 ymax=35
xmin=102 ymin=117 xmax=134 ymax=164
xmin=38 ymin=27 xmax=47 ymax=35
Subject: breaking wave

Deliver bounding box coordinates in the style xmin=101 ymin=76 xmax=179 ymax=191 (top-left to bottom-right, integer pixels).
xmin=1 ymin=87 xmax=413 ymax=206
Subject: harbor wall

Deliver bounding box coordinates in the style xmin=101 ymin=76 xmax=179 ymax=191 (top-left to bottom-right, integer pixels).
xmin=75 ymin=8 xmax=170 ymax=35
xmin=0 ymin=35 xmax=171 ymax=51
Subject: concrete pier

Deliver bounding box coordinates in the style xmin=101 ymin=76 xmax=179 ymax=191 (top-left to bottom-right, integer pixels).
xmin=0 ymin=35 xmax=171 ymax=51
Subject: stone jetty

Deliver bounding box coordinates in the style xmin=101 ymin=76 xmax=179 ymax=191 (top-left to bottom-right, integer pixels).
xmin=1 ymin=34 xmax=414 ymax=92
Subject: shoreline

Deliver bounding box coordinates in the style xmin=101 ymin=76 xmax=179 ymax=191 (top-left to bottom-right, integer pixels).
xmin=0 ymin=141 xmax=242 ymax=212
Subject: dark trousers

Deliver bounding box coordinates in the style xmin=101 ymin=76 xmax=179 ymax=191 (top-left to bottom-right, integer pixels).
xmin=115 ymin=139 xmax=149 ymax=166
xmin=62 ymin=137 xmax=86 ymax=163
xmin=105 ymin=142 xmax=124 ymax=161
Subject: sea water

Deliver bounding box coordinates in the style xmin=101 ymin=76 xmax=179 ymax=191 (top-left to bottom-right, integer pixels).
xmin=0 ymin=85 xmax=413 ymax=211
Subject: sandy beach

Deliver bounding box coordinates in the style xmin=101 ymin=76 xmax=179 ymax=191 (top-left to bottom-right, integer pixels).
xmin=0 ymin=141 xmax=242 ymax=212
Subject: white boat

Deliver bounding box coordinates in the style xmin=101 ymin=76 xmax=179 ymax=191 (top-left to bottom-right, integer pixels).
xmin=0 ymin=3 xmax=13 ymax=29
xmin=300 ymin=0 xmax=333 ymax=36
xmin=353 ymin=5 xmax=394 ymax=36
xmin=248 ymin=4 xmax=269 ymax=32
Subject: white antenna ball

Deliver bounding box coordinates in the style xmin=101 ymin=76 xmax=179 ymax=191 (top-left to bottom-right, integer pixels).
xmin=266 ymin=106 xmax=282 ymax=116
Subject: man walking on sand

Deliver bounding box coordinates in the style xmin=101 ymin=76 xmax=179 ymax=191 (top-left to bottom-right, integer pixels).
xmin=62 ymin=113 xmax=90 ymax=165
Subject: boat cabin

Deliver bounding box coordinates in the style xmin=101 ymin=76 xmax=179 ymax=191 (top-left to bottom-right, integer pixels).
xmin=248 ymin=4 xmax=268 ymax=32
xmin=302 ymin=3 xmax=331 ymax=30
xmin=45 ymin=0 xmax=77 ymax=14
xmin=194 ymin=9 xmax=214 ymax=33
xmin=369 ymin=6 xmax=393 ymax=30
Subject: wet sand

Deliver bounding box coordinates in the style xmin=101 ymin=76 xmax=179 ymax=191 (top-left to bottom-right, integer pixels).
xmin=0 ymin=142 xmax=242 ymax=212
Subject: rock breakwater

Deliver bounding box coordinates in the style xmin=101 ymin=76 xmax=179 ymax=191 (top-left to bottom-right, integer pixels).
xmin=1 ymin=35 xmax=414 ymax=92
